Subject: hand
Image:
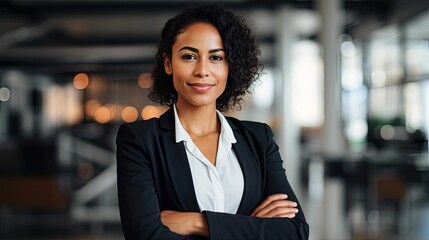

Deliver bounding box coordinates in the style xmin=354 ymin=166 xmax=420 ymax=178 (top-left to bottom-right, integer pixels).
xmin=251 ymin=193 xmax=299 ymax=218
xmin=160 ymin=210 xmax=209 ymax=237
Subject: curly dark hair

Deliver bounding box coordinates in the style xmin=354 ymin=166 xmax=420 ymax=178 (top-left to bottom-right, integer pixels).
xmin=148 ymin=3 xmax=262 ymax=112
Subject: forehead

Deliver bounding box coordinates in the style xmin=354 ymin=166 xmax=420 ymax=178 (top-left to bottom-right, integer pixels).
xmin=174 ymin=23 xmax=223 ymax=48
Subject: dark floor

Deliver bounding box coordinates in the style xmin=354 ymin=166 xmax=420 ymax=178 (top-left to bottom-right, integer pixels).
xmin=0 ymin=212 xmax=124 ymax=240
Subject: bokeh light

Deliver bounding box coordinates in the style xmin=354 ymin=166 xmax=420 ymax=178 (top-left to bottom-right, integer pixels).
xmin=0 ymin=87 xmax=11 ymax=102
xmin=340 ymin=41 xmax=356 ymax=57
xmin=73 ymin=73 xmax=90 ymax=90
xmin=380 ymin=125 xmax=395 ymax=140
xmin=121 ymin=106 xmax=138 ymax=123
xmin=138 ymin=72 xmax=153 ymax=89
xmin=141 ymin=105 xmax=159 ymax=120
xmin=94 ymin=105 xmax=113 ymax=124
xmin=141 ymin=105 xmax=168 ymax=120
xmin=345 ymin=118 xmax=368 ymax=141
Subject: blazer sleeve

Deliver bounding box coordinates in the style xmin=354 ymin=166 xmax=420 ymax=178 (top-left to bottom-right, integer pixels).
xmin=202 ymin=123 xmax=309 ymax=240
xmin=116 ymin=123 xmax=205 ymax=240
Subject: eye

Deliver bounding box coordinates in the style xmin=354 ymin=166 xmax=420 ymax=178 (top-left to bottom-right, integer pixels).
xmin=181 ymin=54 xmax=197 ymax=60
xmin=210 ymin=55 xmax=224 ymax=61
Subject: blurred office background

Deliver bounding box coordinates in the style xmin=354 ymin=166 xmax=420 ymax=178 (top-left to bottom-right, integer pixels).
xmin=0 ymin=0 xmax=428 ymax=239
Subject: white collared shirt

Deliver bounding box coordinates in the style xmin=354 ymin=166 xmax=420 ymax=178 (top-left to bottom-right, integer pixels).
xmin=174 ymin=105 xmax=244 ymax=214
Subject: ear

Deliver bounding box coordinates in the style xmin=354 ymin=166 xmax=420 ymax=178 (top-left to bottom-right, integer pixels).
xmin=164 ymin=56 xmax=172 ymax=75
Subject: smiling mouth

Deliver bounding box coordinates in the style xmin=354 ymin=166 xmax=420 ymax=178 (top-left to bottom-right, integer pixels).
xmin=187 ymin=83 xmax=215 ymax=92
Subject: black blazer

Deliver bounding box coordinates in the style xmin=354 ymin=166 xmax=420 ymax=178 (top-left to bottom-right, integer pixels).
xmin=116 ymin=108 xmax=309 ymax=240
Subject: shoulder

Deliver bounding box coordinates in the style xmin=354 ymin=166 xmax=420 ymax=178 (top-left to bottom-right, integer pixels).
xmin=225 ymin=116 xmax=274 ymax=140
xmin=116 ymin=118 xmax=161 ymax=141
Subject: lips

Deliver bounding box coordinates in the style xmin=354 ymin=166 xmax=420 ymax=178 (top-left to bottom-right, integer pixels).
xmin=187 ymin=82 xmax=215 ymax=93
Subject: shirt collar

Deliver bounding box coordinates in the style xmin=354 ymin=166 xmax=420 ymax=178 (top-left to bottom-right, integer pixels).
xmin=174 ymin=105 xmax=190 ymax=143
xmin=173 ymin=104 xmax=236 ymax=144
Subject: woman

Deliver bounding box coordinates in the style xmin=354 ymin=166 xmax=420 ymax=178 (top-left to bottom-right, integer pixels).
xmin=116 ymin=4 xmax=309 ymax=240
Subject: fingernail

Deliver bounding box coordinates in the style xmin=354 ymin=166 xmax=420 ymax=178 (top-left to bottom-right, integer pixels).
xmin=283 ymin=194 xmax=288 ymax=199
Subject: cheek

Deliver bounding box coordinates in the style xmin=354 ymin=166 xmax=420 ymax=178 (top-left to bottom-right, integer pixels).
xmin=223 ymin=71 xmax=229 ymax=86
xmin=171 ymin=65 xmax=187 ymax=82
xmin=218 ymin=76 xmax=228 ymax=94
xmin=217 ymin=65 xmax=229 ymax=82
xmin=172 ymin=76 xmax=182 ymax=92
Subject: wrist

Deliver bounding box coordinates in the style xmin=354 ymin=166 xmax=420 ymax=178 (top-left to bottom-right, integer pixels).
xmin=189 ymin=213 xmax=209 ymax=237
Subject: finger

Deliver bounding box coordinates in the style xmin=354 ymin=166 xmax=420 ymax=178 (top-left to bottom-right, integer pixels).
xmin=264 ymin=207 xmax=299 ymax=218
xmin=255 ymin=205 xmax=297 ymax=218
xmin=272 ymin=212 xmax=297 ymax=218
xmin=256 ymin=206 xmax=299 ymax=218
xmin=253 ymin=200 xmax=297 ymax=217
xmin=251 ymin=194 xmax=288 ymax=216
xmin=253 ymin=195 xmax=287 ymax=215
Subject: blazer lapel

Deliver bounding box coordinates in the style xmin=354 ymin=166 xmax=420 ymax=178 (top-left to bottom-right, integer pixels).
xmin=229 ymin=120 xmax=262 ymax=215
xmin=159 ymin=108 xmax=200 ymax=212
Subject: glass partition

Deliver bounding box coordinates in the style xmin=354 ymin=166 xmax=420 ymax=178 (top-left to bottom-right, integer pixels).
xmin=405 ymin=9 xmax=429 ymax=81
xmin=368 ymin=25 xmax=403 ymax=87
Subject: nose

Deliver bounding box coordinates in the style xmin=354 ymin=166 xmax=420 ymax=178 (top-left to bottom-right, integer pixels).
xmin=193 ymin=58 xmax=209 ymax=78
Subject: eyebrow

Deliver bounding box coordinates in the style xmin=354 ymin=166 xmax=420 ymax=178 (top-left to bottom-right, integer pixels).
xmin=178 ymin=46 xmax=225 ymax=54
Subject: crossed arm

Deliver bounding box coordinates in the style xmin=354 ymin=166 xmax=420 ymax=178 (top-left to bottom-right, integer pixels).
xmin=160 ymin=193 xmax=300 ymax=237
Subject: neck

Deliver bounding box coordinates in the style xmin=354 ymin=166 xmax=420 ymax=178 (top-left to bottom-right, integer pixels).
xmin=175 ymin=101 xmax=219 ymax=137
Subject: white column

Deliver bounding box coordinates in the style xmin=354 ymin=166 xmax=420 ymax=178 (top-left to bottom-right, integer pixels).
xmin=318 ymin=0 xmax=346 ymax=157
xmin=274 ymin=7 xmax=301 ymax=194
xmin=317 ymin=0 xmax=348 ymax=239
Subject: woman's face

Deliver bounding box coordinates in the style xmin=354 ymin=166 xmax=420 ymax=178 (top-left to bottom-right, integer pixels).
xmin=164 ymin=22 xmax=229 ymax=109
